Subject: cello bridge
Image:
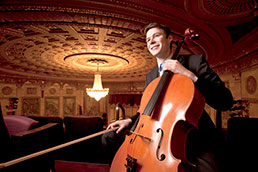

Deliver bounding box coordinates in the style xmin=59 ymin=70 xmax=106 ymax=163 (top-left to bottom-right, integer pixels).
xmin=125 ymin=154 xmax=137 ymax=172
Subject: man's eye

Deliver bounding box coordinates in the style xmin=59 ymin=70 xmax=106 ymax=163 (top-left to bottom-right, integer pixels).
xmin=154 ymin=33 xmax=160 ymax=37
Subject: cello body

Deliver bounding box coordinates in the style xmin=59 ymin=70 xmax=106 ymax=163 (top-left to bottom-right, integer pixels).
xmin=110 ymin=74 xmax=205 ymax=172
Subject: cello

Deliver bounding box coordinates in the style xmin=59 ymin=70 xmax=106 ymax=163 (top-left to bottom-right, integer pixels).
xmin=110 ymin=28 xmax=204 ymax=172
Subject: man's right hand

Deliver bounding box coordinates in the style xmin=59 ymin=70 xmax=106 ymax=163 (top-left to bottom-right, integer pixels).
xmin=107 ymin=118 xmax=132 ymax=134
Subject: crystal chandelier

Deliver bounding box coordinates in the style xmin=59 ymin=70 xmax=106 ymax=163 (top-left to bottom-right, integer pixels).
xmin=86 ymin=59 xmax=109 ymax=101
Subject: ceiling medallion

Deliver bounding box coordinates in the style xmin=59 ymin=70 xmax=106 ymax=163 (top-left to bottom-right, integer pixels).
xmin=64 ymin=53 xmax=129 ymax=72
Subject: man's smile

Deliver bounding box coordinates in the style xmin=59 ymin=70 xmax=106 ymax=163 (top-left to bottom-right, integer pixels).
xmin=151 ymin=45 xmax=159 ymax=50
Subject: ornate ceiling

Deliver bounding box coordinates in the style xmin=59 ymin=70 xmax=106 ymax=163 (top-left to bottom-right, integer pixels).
xmin=0 ymin=0 xmax=257 ymax=86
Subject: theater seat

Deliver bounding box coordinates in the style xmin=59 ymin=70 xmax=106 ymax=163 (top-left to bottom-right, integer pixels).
xmin=0 ymin=105 xmax=11 ymax=163
xmin=64 ymin=116 xmax=104 ymax=139
xmin=3 ymin=115 xmax=39 ymax=135
xmin=28 ymin=115 xmax=63 ymax=126
xmin=55 ymin=160 xmax=110 ymax=172
xmin=0 ymin=103 xmax=64 ymax=172
xmin=56 ymin=116 xmax=105 ymax=163
xmin=226 ymin=117 xmax=258 ymax=172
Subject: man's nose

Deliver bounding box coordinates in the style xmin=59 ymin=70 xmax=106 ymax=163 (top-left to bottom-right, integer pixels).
xmin=149 ymin=37 xmax=155 ymax=44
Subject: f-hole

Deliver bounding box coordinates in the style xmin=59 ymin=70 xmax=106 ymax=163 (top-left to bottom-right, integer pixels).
xmin=156 ymin=128 xmax=166 ymax=161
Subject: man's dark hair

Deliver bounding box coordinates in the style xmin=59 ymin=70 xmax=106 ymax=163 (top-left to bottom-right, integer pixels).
xmin=143 ymin=22 xmax=172 ymax=38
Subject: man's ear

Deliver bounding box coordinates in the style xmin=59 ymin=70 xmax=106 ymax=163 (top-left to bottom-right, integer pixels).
xmin=168 ymin=34 xmax=173 ymax=50
xmin=168 ymin=34 xmax=173 ymax=41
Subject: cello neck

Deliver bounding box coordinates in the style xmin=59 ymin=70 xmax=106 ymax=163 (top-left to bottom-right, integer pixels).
xmin=142 ymin=71 xmax=173 ymax=116
xmin=171 ymin=39 xmax=184 ymax=60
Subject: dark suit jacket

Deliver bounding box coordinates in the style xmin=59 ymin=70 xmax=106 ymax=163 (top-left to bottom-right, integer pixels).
xmin=147 ymin=54 xmax=233 ymax=127
xmin=131 ymin=54 xmax=233 ymax=127
xmin=146 ymin=54 xmax=232 ymax=110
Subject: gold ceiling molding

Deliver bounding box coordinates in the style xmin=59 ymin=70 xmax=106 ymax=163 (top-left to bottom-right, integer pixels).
xmin=185 ymin=0 xmax=256 ymax=22
xmin=0 ymin=2 xmax=150 ymax=23
xmin=0 ymin=0 xmax=257 ymax=86
xmin=203 ymin=0 xmax=255 ymax=15
xmin=213 ymin=48 xmax=258 ymax=75
xmin=0 ymin=23 xmax=159 ymax=82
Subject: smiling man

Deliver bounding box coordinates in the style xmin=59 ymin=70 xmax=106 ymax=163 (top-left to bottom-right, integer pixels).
xmin=102 ymin=22 xmax=233 ymax=172
xmin=146 ymin=25 xmax=198 ymax=82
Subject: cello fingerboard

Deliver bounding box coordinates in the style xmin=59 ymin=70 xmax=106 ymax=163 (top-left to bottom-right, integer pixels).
xmin=142 ymin=71 xmax=173 ymax=116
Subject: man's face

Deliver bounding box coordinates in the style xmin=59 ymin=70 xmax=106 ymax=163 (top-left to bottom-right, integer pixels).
xmin=146 ymin=27 xmax=172 ymax=59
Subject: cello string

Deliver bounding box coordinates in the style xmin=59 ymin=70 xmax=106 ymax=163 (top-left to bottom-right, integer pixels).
xmin=128 ymin=130 xmax=152 ymax=142
xmin=127 ymin=116 xmax=147 ymax=160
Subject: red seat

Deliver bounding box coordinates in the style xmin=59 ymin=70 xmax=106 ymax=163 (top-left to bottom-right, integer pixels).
xmin=3 ymin=115 xmax=39 ymax=135
xmin=0 ymin=103 xmax=64 ymax=172
xmin=55 ymin=160 xmax=110 ymax=172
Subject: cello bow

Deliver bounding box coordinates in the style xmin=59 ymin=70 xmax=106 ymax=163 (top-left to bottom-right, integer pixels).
xmin=0 ymin=127 xmax=118 ymax=169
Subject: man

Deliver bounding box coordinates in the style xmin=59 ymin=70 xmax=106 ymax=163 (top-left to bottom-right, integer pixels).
xmin=102 ymin=22 xmax=233 ymax=172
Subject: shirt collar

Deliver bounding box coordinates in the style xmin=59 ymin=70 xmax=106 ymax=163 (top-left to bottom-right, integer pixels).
xmin=157 ymin=53 xmax=173 ymax=72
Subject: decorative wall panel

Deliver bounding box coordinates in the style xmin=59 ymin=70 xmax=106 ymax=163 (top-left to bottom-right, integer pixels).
xmin=63 ymin=96 xmax=75 ymax=116
xmin=22 ymin=97 xmax=40 ymax=116
xmin=45 ymin=97 xmax=59 ymax=116
xmin=242 ymin=69 xmax=258 ymax=99
xmin=0 ymin=84 xmax=16 ymax=97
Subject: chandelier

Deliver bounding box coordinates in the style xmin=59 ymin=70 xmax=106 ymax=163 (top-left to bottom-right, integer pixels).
xmin=86 ymin=59 xmax=109 ymax=101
